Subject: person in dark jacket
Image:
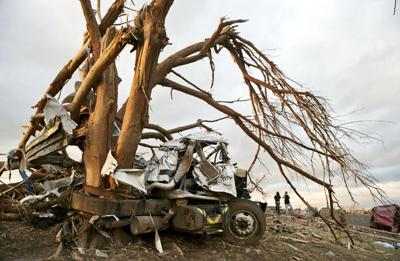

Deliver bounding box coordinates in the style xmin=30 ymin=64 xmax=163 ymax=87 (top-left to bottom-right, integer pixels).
xmin=284 ymin=191 xmax=293 ymax=215
xmin=274 ymin=192 xmax=281 ymax=215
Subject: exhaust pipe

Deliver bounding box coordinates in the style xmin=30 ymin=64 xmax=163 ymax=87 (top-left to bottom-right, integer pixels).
xmin=145 ymin=180 xmax=176 ymax=193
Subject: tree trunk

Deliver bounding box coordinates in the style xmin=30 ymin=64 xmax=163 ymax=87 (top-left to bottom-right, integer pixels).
xmin=84 ymin=28 xmax=120 ymax=188
xmin=115 ymin=0 xmax=174 ymax=168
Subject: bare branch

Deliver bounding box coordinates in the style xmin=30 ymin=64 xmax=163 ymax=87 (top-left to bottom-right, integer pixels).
xmin=216 ymin=97 xmax=251 ymax=104
xmin=154 ymin=18 xmax=246 ymax=84
xmin=141 ymin=132 xmax=167 ymax=142
xmin=69 ymin=25 xmax=140 ymax=119
xmin=144 ymin=123 xmax=173 ymax=140
xmin=141 ymin=117 xmax=227 ymax=141
xmin=171 ymin=70 xmax=210 ymax=95
xmin=160 ymin=78 xmax=333 ymax=190
xmin=248 ymin=136 xmax=261 ymax=172
xmin=277 ymin=164 xmax=340 ymax=243
xmin=157 ymin=19 xmax=385 ymax=216
xmin=17 ymin=0 xmax=127 ymax=148
xmin=80 ymin=0 xmax=102 ymax=60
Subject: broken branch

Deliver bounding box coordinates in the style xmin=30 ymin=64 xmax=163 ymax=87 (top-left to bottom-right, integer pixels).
xmin=17 ymin=0 xmax=126 ymax=148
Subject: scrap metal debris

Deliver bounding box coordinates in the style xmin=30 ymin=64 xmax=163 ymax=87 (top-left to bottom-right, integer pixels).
xmin=43 ymin=95 xmax=77 ymax=134
xmin=20 ymin=172 xmax=75 ymax=203
xmin=100 ymin=131 xmax=240 ymax=198
xmin=61 ymin=129 xmax=266 ymax=247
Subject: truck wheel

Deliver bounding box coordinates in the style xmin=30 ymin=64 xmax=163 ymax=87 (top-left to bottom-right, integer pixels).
xmin=222 ymin=199 xmax=266 ymax=245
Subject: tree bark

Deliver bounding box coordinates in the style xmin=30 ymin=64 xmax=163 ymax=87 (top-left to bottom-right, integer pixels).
xmin=84 ymin=28 xmax=119 ymax=188
xmin=115 ymin=0 xmax=174 ymax=168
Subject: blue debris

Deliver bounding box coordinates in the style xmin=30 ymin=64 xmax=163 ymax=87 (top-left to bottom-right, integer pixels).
xmin=6 ymin=149 xmax=34 ymax=193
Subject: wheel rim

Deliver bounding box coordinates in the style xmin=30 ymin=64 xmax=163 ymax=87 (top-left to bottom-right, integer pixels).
xmin=230 ymin=210 xmax=257 ymax=238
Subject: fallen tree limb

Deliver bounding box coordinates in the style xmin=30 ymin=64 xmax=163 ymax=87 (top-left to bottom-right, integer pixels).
xmin=160 ymin=78 xmax=333 ymax=189
xmin=160 ymin=77 xmax=351 ymax=242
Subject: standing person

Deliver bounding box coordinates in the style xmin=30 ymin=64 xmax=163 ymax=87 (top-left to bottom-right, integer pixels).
xmin=274 ymin=192 xmax=281 ymax=215
xmin=284 ymin=191 xmax=292 ymax=215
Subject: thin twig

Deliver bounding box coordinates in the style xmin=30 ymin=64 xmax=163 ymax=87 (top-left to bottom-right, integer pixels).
xmin=0 ymin=177 xmax=31 ymax=196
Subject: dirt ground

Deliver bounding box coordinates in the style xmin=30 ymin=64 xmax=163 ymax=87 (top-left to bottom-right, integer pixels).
xmin=0 ymin=213 xmax=399 ymax=261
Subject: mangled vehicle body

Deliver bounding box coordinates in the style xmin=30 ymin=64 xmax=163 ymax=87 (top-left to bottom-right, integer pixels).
xmin=72 ymin=131 xmax=266 ymax=244
xmin=14 ymin=98 xmax=266 ymax=245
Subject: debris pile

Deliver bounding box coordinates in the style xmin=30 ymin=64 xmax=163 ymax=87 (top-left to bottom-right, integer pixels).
xmin=1 ymin=129 xmax=267 ymax=252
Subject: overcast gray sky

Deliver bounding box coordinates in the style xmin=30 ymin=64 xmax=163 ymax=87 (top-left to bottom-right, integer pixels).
xmin=0 ymin=0 xmax=399 ymax=209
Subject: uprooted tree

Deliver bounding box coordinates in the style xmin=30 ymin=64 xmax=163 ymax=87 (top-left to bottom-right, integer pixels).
xmin=0 ymin=0 xmax=385 ymax=246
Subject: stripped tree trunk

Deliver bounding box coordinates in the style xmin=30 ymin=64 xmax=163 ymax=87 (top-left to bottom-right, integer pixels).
xmin=84 ymin=28 xmax=120 ymax=188
xmin=115 ymin=0 xmax=174 ymax=168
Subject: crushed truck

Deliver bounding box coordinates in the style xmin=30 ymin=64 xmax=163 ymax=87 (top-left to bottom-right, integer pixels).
xmin=18 ymin=98 xmax=266 ymax=245
xmin=70 ymin=131 xmax=267 ymax=245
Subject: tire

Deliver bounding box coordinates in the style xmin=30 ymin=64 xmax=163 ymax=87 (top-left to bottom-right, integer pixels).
xmin=222 ymin=199 xmax=266 ymax=245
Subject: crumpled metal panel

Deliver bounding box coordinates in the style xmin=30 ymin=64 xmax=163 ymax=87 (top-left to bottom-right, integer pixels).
xmin=185 ymin=131 xmax=227 ymax=144
xmin=100 ymin=131 xmax=236 ymax=196
xmin=113 ymin=169 xmax=146 ymax=193
xmin=101 ymin=151 xmax=118 ymax=176
xmin=145 ymin=149 xmax=178 ymax=183
xmin=26 ymin=94 xmax=77 ymax=163
xmin=193 ymin=162 xmax=237 ymax=197
xmin=44 ymin=95 xmax=77 ymax=133
xmin=161 ymin=139 xmax=187 ymax=150
xmin=144 ymin=131 xmax=236 ymax=196
xmin=40 ymin=172 xmax=75 ymax=197
xmin=101 ymin=151 xmax=147 ymax=193
xmin=173 ymin=142 xmax=195 ymax=182
xmin=164 ymin=189 xmax=220 ymax=201
xmin=162 ymin=131 xmax=228 ymax=150
xmin=20 ymin=172 xmax=75 ymax=203
xmin=147 ymin=131 xmax=228 ymax=182
xmin=26 ymin=120 xmax=69 ymax=162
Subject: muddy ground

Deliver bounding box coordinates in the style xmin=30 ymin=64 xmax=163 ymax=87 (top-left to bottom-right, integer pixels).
xmin=0 ymin=214 xmax=399 ymax=261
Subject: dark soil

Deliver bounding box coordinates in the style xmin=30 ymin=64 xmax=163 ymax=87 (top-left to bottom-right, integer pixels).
xmin=0 ymin=214 xmax=399 ymax=261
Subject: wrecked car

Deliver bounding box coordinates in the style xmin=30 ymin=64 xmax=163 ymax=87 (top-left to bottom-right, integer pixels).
xmin=71 ymin=131 xmax=267 ymax=245
xmin=370 ymin=204 xmax=400 ymax=233
xmin=10 ymin=97 xmax=266 ymax=245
